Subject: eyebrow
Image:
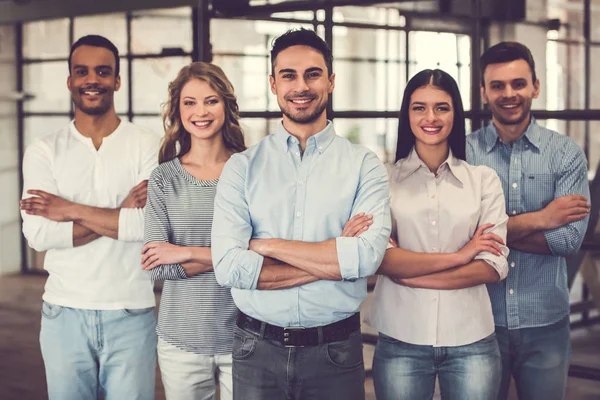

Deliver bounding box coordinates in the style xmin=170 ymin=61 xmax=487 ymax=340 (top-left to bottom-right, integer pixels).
xmin=182 ymin=95 xmax=218 ymax=100
xmin=72 ymin=64 xmax=113 ymax=71
xmin=489 ymin=78 xmax=527 ymax=85
xmin=277 ymin=67 xmax=324 ymax=75
xmin=411 ymin=101 xmax=451 ymax=106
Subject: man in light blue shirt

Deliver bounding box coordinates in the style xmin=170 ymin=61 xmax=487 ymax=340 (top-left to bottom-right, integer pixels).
xmin=467 ymin=42 xmax=590 ymax=400
xmin=212 ymin=29 xmax=391 ymax=400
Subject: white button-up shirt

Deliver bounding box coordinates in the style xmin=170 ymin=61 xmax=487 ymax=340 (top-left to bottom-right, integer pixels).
xmin=366 ymin=149 xmax=509 ymax=347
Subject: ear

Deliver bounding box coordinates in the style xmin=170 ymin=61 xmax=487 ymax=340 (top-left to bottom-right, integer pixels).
xmin=480 ymin=84 xmax=488 ymax=105
xmin=115 ymin=75 xmax=121 ymax=92
xmin=67 ymin=75 xmax=72 ymax=92
xmin=328 ymin=73 xmax=335 ymax=94
xmin=269 ymin=75 xmax=276 ymax=95
xmin=532 ymin=78 xmax=540 ymax=99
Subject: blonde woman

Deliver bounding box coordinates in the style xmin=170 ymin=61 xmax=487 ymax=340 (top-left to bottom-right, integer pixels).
xmin=141 ymin=62 xmax=246 ymax=400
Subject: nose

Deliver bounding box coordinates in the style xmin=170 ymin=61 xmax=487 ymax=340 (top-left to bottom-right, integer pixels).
xmin=295 ymin=76 xmax=309 ymax=92
xmin=195 ymin=102 xmax=209 ymax=116
xmin=503 ymin=85 xmax=516 ymax=99
xmin=85 ymin=70 xmax=100 ymax=85
xmin=425 ymin=108 xmax=437 ymax=123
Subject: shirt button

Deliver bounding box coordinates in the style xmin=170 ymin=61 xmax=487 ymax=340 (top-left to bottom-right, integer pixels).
xmin=512 ymin=183 xmax=518 ymax=189
xmin=431 ymin=195 xmax=436 ymax=199
xmin=525 ymin=144 xmax=529 ymax=148
xmin=318 ymin=146 xmax=323 ymax=151
xmin=299 ymin=179 xmax=304 ymax=185
xmin=509 ymin=289 xmax=514 ymax=295
xmin=295 ymin=151 xmax=300 ymax=156
xmin=296 ymin=212 xmax=302 ymax=218
xmin=510 ymin=262 xmax=515 ymax=268
xmin=512 ymin=210 xmax=517 ymax=215
xmin=431 ymin=220 xmax=436 ymax=226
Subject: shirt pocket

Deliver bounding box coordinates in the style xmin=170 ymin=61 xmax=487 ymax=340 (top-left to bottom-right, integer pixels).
xmin=523 ymin=173 xmax=555 ymax=211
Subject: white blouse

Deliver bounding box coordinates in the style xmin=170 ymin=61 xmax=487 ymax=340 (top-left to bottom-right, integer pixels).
xmin=366 ymin=149 xmax=509 ymax=347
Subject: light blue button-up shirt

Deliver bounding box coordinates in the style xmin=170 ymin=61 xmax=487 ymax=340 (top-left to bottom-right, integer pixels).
xmin=467 ymin=118 xmax=590 ymax=329
xmin=212 ymin=121 xmax=391 ymax=328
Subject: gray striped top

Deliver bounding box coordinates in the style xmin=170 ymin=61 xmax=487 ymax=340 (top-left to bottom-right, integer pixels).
xmin=144 ymin=157 xmax=236 ymax=354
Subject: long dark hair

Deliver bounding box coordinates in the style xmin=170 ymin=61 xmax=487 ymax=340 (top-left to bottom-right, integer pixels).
xmin=160 ymin=62 xmax=246 ymax=163
xmin=394 ymin=69 xmax=466 ymax=162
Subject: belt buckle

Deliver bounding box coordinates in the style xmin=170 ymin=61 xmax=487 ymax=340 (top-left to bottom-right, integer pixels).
xmin=283 ymin=326 xmax=305 ymax=348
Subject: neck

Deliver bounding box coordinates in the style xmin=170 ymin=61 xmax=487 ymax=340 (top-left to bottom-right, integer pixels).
xmin=182 ymin=134 xmax=231 ymax=166
xmin=493 ymin=114 xmax=531 ymax=144
xmin=73 ymin=108 xmax=120 ymax=141
xmin=282 ymin=112 xmax=328 ymax=150
xmin=414 ymin=141 xmax=449 ymax=174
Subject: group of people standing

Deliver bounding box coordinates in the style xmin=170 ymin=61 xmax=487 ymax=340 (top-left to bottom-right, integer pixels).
xmin=19 ymin=27 xmax=590 ymax=400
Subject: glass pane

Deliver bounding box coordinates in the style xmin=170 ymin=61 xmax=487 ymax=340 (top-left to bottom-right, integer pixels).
xmin=23 ymin=19 xmax=70 ymax=60
xmin=132 ymin=116 xmax=165 ymax=137
xmin=23 ymin=61 xmax=71 ymax=112
xmin=132 ymin=57 xmax=191 ymax=114
xmin=131 ymin=8 xmax=193 ymax=54
xmin=211 ymin=19 xmax=313 ymax=56
xmin=73 ymin=13 xmax=127 ymax=55
xmin=334 ymin=28 xmax=403 ymax=60
xmin=547 ymin=42 xmax=585 ymax=110
xmin=24 ymin=116 xmax=71 ymax=148
xmin=115 ymin=60 xmax=128 ymax=115
xmin=589 ymin=122 xmax=600 ymax=174
xmin=271 ymin=11 xmax=315 ymax=20
xmin=332 ymin=118 xmax=392 ymax=162
xmin=333 ymin=6 xmax=388 ymax=25
xmin=334 ymin=60 xmax=404 ymax=112
xmin=212 ymin=55 xmax=269 ymax=112
xmin=590 ymin=45 xmax=600 ymax=109
xmin=240 ymin=118 xmax=268 ymax=147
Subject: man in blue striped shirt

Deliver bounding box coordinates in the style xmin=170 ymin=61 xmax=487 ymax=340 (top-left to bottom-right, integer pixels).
xmin=467 ymin=42 xmax=591 ymax=400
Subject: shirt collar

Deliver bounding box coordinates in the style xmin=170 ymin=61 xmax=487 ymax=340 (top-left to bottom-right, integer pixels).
xmin=483 ymin=117 xmax=540 ymax=153
xmin=273 ymin=120 xmax=336 ymax=154
xmin=395 ymin=148 xmax=466 ymax=184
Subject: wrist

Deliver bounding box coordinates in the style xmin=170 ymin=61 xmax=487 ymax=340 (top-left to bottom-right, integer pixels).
xmin=69 ymin=203 xmax=83 ymax=221
xmin=532 ymin=210 xmax=549 ymax=230
xmin=452 ymin=251 xmax=467 ymax=267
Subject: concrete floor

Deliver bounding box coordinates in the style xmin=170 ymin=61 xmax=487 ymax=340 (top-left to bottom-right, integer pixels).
xmin=1 ymin=274 xmax=599 ymax=400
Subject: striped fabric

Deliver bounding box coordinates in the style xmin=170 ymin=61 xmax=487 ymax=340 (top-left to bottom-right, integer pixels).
xmin=144 ymin=157 xmax=236 ymax=354
xmin=466 ymin=118 xmax=590 ymax=329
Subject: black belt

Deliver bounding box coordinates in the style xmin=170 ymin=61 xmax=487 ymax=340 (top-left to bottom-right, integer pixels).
xmin=236 ymin=312 xmax=361 ymax=347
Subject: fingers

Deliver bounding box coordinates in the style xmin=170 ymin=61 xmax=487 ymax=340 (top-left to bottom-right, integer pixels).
xmin=142 ymin=255 xmax=160 ymax=270
xmin=20 ymin=197 xmax=49 ymax=210
xmin=474 ymin=223 xmax=495 ymax=237
xmin=26 ymin=189 xmax=51 ymax=199
xmin=478 ymin=239 xmax=503 ymax=256
xmin=483 ymin=232 xmax=505 ymax=246
xmin=341 ymin=213 xmax=373 ymax=237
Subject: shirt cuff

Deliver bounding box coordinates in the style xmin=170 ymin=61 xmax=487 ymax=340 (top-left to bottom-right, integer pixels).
xmin=57 ymin=221 xmax=75 ymax=249
xmin=230 ymin=250 xmax=264 ymax=290
xmin=118 ymin=208 xmax=144 ymax=242
xmin=474 ymin=248 xmax=509 ymax=280
xmin=336 ymin=236 xmax=359 ymax=281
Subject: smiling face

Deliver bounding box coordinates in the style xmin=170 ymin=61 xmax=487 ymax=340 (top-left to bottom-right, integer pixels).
xmin=269 ymin=45 xmax=335 ymax=129
xmin=481 ymin=59 xmax=540 ymax=127
xmin=409 ymin=84 xmax=454 ymax=150
xmin=179 ymin=78 xmax=226 ymax=142
xmin=67 ymin=45 xmax=120 ymax=116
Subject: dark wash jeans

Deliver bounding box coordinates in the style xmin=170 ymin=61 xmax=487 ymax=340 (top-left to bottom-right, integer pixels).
xmin=495 ymin=316 xmax=571 ymax=400
xmin=232 ymin=325 xmax=366 ymax=400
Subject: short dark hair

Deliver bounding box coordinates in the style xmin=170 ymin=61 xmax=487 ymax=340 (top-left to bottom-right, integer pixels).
xmin=68 ymin=35 xmax=120 ymax=77
xmin=480 ymin=41 xmax=536 ymax=86
xmin=395 ymin=69 xmax=466 ymax=162
xmin=270 ymin=28 xmax=333 ymax=77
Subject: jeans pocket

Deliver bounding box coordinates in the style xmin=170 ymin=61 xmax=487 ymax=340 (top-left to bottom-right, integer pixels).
xmin=41 ymin=301 xmax=64 ymax=319
xmin=475 ymin=332 xmax=497 ymax=344
xmin=122 ymin=306 xmax=155 ymax=317
xmin=325 ymin=331 xmax=364 ymax=369
xmin=232 ymin=328 xmax=258 ymax=360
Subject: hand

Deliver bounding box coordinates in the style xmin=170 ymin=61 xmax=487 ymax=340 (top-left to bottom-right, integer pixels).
xmin=141 ymin=242 xmax=190 ymax=270
xmin=389 ymin=276 xmax=416 ymax=287
xmin=122 ymin=180 xmax=148 ymax=209
xmin=20 ymin=190 xmax=76 ymax=222
xmin=540 ymin=194 xmax=590 ymax=230
xmin=456 ymin=223 xmax=504 ymax=264
xmin=388 ymin=237 xmax=398 ymax=248
xmin=249 ymin=238 xmax=273 ymax=256
xmin=341 ymin=213 xmax=373 ymax=237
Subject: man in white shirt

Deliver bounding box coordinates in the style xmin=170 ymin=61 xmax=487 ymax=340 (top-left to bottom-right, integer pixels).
xmin=20 ymin=35 xmax=160 ymax=400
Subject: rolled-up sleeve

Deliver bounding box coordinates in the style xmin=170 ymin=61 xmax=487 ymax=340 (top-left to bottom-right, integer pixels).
xmin=118 ymin=130 xmax=160 ymax=242
xmin=474 ymin=167 xmax=510 ymax=280
xmin=211 ymin=154 xmax=264 ymax=289
xmin=21 ymin=142 xmax=73 ymax=252
xmin=336 ymin=151 xmax=391 ymax=280
xmin=143 ymin=168 xmax=188 ymax=281
xmin=544 ymin=144 xmax=590 ymax=257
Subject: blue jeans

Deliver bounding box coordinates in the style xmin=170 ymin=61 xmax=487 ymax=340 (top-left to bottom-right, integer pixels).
xmin=495 ymin=316 xmax=571 ymax=400
xmin=39 ymin=301 xmax=157 ymax=400
xmin=373 ymin=332 xmax=501 ymax=400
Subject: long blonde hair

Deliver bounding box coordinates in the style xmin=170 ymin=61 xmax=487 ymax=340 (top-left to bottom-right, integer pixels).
xmin=159 ymin=62 xmax=246 ymax=163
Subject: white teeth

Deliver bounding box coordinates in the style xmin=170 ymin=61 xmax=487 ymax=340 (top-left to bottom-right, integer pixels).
xmin=422 ymin=127 xmax=440 ymax=132
xmin=84 ymin=91 xmax=100 ymax=95
xmin=502 ymin=104 xmax=518 ymax=109
xmin=193 ymin=121 xmax=211 ymax=127
xmin=292 ymin=99 xmax=311 ymax=104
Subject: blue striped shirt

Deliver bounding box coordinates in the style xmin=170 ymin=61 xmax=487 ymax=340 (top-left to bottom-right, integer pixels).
xmin=466 ymin=118 xmax=590 ymax=329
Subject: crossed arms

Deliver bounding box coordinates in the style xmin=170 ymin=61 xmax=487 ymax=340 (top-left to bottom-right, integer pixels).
xmin=211 ymin=153 xmax=392 ymax=291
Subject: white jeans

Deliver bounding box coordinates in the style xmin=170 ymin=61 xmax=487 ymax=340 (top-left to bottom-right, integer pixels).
xmin=157 ymin=337 xmax=233 ymax=400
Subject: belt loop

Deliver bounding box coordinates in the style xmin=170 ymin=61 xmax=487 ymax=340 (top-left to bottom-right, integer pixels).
xmin=259 ymin=321 xmax=266 ymax=340
xmin=317 ymin=326 xmax=324 ymax=345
